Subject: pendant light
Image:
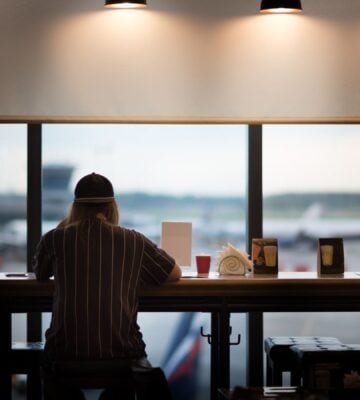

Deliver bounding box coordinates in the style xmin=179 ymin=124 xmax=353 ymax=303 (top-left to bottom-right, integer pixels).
xmin=104 ymin=0 xmax=147 ymax=9
xmin=260 ymin=0 xmax=302 ymax=13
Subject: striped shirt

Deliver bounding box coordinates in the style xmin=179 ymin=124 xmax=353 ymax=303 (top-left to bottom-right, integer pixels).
xmin=33 ymin=219 xmax=175 ymax=360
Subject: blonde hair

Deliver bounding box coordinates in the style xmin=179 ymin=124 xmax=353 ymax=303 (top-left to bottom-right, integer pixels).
xmin=58 ymin=199 xmax=119 ymax=228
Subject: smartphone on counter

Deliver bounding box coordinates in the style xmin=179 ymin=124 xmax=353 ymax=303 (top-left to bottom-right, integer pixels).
xmin=5 ymin=273 xmax=29 ymax=277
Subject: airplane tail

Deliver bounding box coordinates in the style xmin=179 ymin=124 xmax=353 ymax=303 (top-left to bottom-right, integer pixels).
xmin=296 ymin=202 xmax=324 ymax=242
xmin=301 ymin=202 xmax=323 ymax=222
xmin=162 ymin=312 xmax=204 ymax=400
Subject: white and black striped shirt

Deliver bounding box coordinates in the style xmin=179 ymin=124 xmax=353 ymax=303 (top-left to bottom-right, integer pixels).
xmin=33 ymin=219 xmax=175 ymax=360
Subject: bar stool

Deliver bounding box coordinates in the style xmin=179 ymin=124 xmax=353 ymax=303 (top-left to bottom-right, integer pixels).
xmin=290 ymin=343 xmax=360 ymax=389
xmin=42 ymin=358 xmax=172 ymax=400
xmin=264 ymin=336 xmax=342 ymax=386
xmin=10 ymin=341 xmax=44 ymax=400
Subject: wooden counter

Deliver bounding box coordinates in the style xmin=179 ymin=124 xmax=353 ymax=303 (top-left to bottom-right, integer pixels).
xmin=2 ymin=271 xmax=360 ymax=399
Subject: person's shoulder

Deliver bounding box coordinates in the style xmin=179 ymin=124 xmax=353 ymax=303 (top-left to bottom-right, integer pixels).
xmin=41 ymin=227 xmax=57 ymax=239
xmin=117 ymin=226 xmax=142 ymax=237
xmin=42 ymin=224 xmax=76 ymax=239
xmin=37 ymin=227 xmax=59 ymax=251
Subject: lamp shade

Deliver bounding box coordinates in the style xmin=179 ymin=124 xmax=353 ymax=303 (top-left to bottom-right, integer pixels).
xmin=104 ymin=0 xmax=147 ymax=8
xmin=260 ymin=0 xmax=302 ymax=13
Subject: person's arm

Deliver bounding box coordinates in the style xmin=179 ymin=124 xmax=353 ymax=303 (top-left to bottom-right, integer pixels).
xmin=166 ymin=263 xmax=182 ymax=282
xmin=32 ymin=235 xmax=54 ymax=282
xmin=140 ymin=233 xmax=180 ymax=285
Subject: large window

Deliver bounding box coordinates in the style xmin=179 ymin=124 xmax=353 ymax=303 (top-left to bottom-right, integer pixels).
xmin=42 ymin=124 xmax=247 ymax=263
xmin=263 ymin=124 xmax=360 ymax=272
xmin=0 ymin=125 xmax=27 ymax=272
xmin=263 ymin=125 xmax=360 ymax=381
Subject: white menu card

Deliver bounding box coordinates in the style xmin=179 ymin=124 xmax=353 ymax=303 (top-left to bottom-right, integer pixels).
xmin=160 ymin=222 xmax=192 ymax=267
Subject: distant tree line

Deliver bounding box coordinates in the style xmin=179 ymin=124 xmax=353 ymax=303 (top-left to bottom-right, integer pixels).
xmin=116 ymin=192 xmax=360 ymax=215
xmin=115 ymin=192 xmax=245 ymax=209
xmin=264 ymin=193 xmax=360 ymax=211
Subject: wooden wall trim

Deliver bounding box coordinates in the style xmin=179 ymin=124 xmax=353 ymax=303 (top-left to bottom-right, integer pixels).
xmin=0 ymin=116 xmax=359 ymax=124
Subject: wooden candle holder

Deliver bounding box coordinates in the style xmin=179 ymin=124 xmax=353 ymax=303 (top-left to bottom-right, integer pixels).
xmin=317 ymin=238 xmax=344 ymax=275
xmin=252 ymin=238 xmax=278 ymax=274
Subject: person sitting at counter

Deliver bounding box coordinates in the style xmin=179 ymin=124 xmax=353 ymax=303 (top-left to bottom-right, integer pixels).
xmin=33 ymin=172 xmax=181 ymax=399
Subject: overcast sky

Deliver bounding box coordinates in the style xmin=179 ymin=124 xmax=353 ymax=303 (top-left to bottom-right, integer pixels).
xmin=1 ymin=123 xmax=359 ymax=196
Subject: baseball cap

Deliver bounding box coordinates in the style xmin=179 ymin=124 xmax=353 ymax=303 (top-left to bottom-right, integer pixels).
xmin=74 ymin=173 xmax=114 ymax=203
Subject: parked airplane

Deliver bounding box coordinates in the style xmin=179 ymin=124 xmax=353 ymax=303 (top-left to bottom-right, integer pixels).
xmin=2 ymin=201 xmax=360 ymax=268
xmin=264 ymin=203 xmax=360 ymax=248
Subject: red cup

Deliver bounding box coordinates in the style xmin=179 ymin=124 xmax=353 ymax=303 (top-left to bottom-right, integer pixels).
xmin=196 ymin=255 xmax=211 ymax=277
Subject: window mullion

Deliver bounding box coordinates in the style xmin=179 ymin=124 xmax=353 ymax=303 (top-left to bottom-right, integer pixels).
xmin=27 ymin=123 xmax=42 ymax=342
xmin=246 ymin=124 xmax=263 ymax=387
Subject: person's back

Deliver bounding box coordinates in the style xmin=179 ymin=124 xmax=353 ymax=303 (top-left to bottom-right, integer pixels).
xmin=36 ymin=218 xmax=176 ymax=360
xmin=33 ymin=173 xmax=181 ymax=399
